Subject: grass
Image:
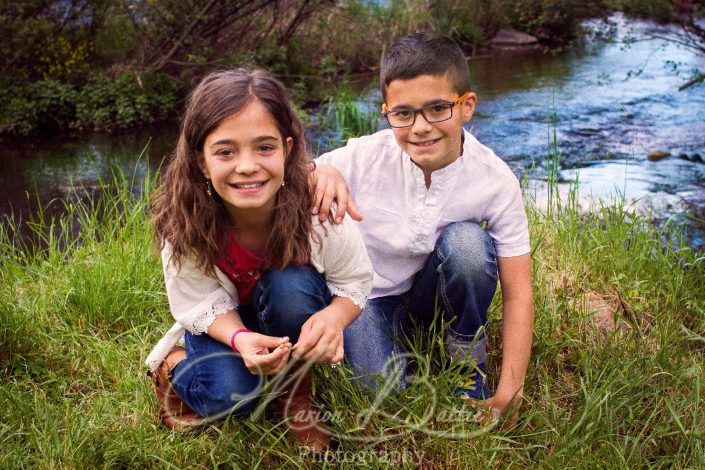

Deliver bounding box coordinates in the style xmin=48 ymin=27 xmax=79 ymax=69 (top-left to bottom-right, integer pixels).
xmin=1 ymin=165 xmax=704 ymax=468
xmin=314 ymin=92 xmax=382 ymax=150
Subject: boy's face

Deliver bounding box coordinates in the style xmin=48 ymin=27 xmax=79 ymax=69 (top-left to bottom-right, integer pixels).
xmin=384 ymin=74 xmax=476 ymax=175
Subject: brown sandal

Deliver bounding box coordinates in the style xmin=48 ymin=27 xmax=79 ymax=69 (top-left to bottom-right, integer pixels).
xmin=147 ymin=346 xmax=203 ymax=432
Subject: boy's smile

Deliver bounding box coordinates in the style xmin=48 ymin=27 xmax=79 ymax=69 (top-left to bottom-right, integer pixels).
xmin=385 ymin=74 xmax=476 ymax=182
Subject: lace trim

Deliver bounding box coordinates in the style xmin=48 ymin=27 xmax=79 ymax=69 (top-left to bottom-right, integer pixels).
xmin=328 ymin=284 xmax=368 ymax=309
xmin=189 ymin=293 xmax=236 ymax=335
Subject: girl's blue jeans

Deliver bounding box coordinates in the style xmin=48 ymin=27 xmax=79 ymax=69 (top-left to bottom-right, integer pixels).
xmin=170 ymin=265 xmax=332 ymax=419
xmin=343 ymin=221 xmax=498 ymax=390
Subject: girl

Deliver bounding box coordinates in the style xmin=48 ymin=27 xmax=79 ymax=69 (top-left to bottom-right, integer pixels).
xmin=146 ymin=69 xmax=372 ymax=450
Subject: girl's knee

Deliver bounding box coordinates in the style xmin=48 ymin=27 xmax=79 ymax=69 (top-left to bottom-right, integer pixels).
xmin=196 ymin=374 xmax=262 ymax=418
xmin=254 ymin=266 xmax=331 ymax=335
xmin=258 ymin=265 xmax=327 ymax=299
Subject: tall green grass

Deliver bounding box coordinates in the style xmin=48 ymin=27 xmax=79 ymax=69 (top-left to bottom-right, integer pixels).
xmin=1 ymin=166 xmax=703 ymax=467
xmin=316 ymin=91 xmax=382 ymax=148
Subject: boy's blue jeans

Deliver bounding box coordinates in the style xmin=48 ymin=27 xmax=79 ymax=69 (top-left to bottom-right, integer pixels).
xmin=170 ymin=265 xmax=332 ymax=419
xmin=343 ymin=221 xmax=498 ymax=391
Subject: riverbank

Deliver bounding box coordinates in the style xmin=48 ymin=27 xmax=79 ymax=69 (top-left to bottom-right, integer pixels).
xmin=0 ymin=0 xmax=617 ymax=139
xmin=1 ymin=176 xmax=703 ymax=467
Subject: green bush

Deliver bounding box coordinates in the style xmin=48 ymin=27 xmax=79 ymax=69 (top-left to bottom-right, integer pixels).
xmin=0 ymin=73 xmax=177 ymax=136
xmin=614 ymin=0 xmax=674 ymax=21
xmin=0 ymin=79 xmax=77 ymax=135
xmin=73 ymin=72 xmax=177 ymax=132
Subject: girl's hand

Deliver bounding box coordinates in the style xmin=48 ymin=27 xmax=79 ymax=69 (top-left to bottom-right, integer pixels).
xmin=233 ymin=333 xmax=292 ymax=376
xmin=292 ymin=308 xmax=345 ymax=364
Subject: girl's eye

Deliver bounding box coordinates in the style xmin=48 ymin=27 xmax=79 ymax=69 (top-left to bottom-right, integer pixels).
xmin=215 ymin=149 xmax=233 ymax=157
xmin=259 ymin=145 xmax=275 ymax=153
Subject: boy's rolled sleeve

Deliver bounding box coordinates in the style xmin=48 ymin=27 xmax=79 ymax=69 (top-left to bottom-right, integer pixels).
xmin=484 ymin=174 xmax=531 ymax=258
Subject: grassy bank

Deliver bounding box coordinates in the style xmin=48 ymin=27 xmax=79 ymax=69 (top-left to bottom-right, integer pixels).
xmin=0 ymin=170 xmax=703 ymax=467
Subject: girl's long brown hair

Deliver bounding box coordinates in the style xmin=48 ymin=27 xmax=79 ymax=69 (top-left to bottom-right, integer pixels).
xmin=150 ymin=68 xmax=316 ymax=274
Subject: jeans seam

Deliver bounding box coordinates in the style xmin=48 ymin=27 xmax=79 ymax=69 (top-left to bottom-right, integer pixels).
xmin=257 ymin=302 xmax=272 ymax=337
xmin=447 ymin=324 xmax=487 ymax=340
xmin=435 ymin=245 xmax=458 ymax=321
xmin=174 ymin=334 xmax=208 ymax=414
xmin=392 ymin=302 xmax=408 ymax=358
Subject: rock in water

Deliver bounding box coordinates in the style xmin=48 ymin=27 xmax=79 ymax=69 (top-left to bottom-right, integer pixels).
xmin=489 ymin=28 xmax=539 ymax=46
xmin=647 ymin=150 xmax=670 ymax=161
xmin=691 ymin=153 xmax=703 ymax=163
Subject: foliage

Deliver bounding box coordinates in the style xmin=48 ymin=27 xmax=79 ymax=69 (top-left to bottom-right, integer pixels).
xmin=315 ymin=90 xmax=383 ymax=148
xmin=2 ymin=0 xmax=703 ymax=137
xmin=0 ymin=169 xmax=703 ymax=466
xmin=0 ymin=72 xmax=176 ymax=136
xmin=611 ymin=0 xmax=676 ymax=20
xmin=73 ymin=72 xmax=176 ymax=131
xmin=0 ymin=78 xmax=77 ymax=135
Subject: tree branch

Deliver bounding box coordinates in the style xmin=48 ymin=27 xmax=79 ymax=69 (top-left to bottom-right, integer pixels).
xmin=679 ymin=72 xmax=705 ymax=90
xmin=151 ymin=0 xmax=220 ymax=72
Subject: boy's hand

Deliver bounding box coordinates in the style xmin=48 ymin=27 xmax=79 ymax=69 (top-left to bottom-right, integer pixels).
xmin=464 ymin=395 xmax=521 ymax=430
xmin=310 ymin=164 xmax=363 ymax=224
xmin=233 ymin=333 xmax=292 ymax=376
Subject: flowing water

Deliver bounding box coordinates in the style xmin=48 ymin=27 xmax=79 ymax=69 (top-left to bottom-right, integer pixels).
xmin=2 ymin=15 xmax=704 ymax=246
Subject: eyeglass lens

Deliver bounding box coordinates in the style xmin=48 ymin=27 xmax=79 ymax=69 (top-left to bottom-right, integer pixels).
xmin=386 ymin=103 xmax=453 ymax=127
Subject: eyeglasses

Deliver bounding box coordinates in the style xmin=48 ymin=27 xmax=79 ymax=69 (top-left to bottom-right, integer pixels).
xmin=381 ymin=92 xmax=471 ymax=128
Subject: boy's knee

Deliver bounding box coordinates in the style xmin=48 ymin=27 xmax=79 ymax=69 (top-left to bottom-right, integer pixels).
xmin=437 ymin=222 xmax=497 ymax=279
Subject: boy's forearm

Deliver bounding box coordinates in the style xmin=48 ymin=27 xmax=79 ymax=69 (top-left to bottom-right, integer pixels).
xmin=495 ymin=297 xmax=535 ymax=406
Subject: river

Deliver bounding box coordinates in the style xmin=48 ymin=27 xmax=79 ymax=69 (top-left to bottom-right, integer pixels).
xmin=2 ymin=14 xmax=704 ymax=247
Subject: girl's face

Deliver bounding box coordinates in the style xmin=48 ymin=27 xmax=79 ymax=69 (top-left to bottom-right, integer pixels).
xmin=201 ymin=99 xmax=292 ymax=222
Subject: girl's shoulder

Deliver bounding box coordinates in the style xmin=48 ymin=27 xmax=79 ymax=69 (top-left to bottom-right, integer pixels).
xmin=309 ymin=208 xmax=349 ymax=238
xmin=309 ymin=210 xmax=366 ymax=253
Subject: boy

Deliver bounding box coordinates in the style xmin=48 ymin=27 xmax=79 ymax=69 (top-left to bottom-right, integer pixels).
xmin=308 ymin=32 xmax=534 ymax=422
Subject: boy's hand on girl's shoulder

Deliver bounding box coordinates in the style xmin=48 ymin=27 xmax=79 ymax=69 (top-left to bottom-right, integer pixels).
xmin=310 ymin=164 xmax=363 ymax=224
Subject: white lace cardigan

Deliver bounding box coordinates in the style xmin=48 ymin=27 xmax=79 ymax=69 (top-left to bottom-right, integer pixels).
xmin=145 ymin=215 xmax=373 ymax=372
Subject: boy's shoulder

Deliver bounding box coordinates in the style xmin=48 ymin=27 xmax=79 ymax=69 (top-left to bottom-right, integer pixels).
xmin=461 ymin=131 xmax=517 ymax=181
xmin=323 ymin=129 xmax=398 ymax=160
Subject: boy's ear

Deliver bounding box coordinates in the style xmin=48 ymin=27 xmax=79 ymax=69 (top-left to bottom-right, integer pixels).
xmin=461 ymin=92 xmax=478 ymax=123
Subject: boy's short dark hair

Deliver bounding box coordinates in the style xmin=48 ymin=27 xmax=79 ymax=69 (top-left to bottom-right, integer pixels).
xmin=380 ymin=32 xmax=470 ymax=101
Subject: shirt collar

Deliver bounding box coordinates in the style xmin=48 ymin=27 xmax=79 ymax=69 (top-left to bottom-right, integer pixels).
xmin=401 ymin=130 xmax=468 ymax=183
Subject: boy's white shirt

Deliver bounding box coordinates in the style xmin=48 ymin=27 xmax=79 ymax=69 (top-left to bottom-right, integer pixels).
xmin=145 ymin=215 xmax=373 ymax=372
xmin=316 ymin=128 xmax=530 ymax=299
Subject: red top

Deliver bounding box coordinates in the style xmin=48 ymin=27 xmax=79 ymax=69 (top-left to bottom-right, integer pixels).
xmin=215 ymin=237 xmax=262 ymax=305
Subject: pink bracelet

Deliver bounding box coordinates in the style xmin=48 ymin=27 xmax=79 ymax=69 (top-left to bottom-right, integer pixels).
xmin=230 ymin=328 xmax=252 ymax=353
